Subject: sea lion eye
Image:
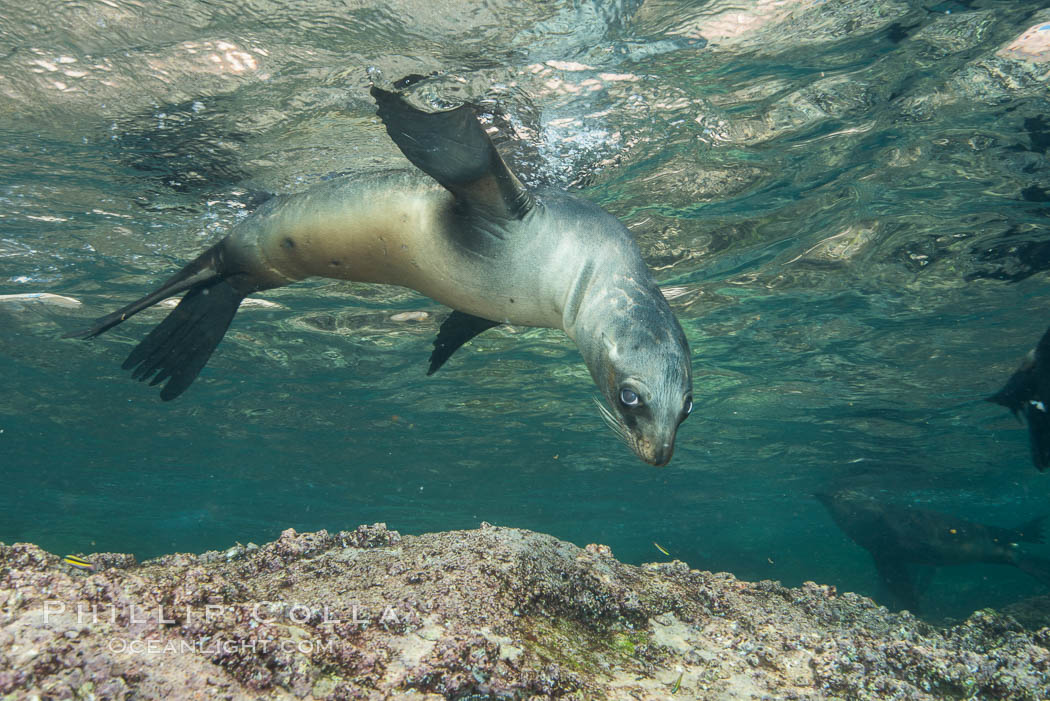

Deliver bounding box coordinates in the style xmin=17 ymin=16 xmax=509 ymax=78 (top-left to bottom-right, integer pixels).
xmin=683 ymin=397 xmax=693 ymax=416
xmin=619 ymin=388 xmax=640 ymax=407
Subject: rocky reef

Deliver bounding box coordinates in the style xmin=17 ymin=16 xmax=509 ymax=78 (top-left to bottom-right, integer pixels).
xmin=2 ymin=524 xmax=1048 ymax=699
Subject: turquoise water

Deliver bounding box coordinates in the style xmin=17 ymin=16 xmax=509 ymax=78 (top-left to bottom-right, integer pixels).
xmin=3 ymin=0 xmax=1050 ymax=622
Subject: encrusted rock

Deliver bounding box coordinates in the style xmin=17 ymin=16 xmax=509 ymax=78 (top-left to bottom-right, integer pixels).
xmin=2 ymin=526 xmax=1049 ymax=699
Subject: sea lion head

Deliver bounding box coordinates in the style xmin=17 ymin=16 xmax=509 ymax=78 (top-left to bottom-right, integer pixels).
xmin=588 ymin=296 xmax=693 ymax=466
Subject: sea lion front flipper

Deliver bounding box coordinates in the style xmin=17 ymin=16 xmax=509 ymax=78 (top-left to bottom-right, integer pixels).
xmin=871 ymin=555 xmax=921 ymax=613
xmin=371 ymin=83 xmax=533 ymax=220
xmin=427 ymin=311 xmax=501 ymax=376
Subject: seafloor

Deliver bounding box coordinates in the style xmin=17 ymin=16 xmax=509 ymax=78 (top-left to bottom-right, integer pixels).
xmin=2 ymin=524 xmax=1048 ymax=700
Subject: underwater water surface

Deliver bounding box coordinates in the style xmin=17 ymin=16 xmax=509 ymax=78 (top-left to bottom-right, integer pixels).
xmin=3 ymin=0 xmax=1050 ymax=622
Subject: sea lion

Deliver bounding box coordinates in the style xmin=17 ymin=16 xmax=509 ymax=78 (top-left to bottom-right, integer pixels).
xmin=988 ymin=325 xmax=1050 ymax=470
xmin=65 ymin=77 xmax=694 ymax=466
xmin=816 ymin=489 xmax=1050 ymax=612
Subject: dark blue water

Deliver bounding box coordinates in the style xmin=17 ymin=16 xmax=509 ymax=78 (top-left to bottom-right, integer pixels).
xmin=3 ymin=0 xmax=1050 ymax=622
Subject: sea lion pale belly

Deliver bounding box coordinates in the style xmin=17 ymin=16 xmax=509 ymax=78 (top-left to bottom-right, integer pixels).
xmin=244 ymin=174 xmax=583 ymax=329
xmin=66 ymin=80 xmax=694 ymax=466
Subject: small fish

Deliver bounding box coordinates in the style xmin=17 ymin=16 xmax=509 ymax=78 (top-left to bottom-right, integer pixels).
xmin=671 ymin=671 xmax=684 ymax=694
xmin=653 ymin=542 xmax=670 ymax=556
xmin=62 ymin=555 xmax=95 ymax=572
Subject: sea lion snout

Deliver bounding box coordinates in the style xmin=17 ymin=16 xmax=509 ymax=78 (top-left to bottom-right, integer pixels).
xmin=638 ymin=435 xmax=675 ymax=467
xmin=628 ymin=389 xmax=691 ymax=466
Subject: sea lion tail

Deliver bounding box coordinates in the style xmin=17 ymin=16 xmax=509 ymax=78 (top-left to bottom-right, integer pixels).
xmin=1016 ymin=554 xmax=1050 ymax=589
xmin=64 ymin=241 xmax=246 ymax=400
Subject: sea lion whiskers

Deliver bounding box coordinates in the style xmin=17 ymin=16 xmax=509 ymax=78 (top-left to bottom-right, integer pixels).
xmin=594 ymin=395 xmax=631 ymax=446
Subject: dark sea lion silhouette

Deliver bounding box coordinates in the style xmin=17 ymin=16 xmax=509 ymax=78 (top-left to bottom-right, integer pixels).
xmin=65 ymin=77 xmax=694 ymax=466
xmin=817 ymin=489 xmax=1050 ymax=613
xmin=988 ymin=325 xmax=1050 ymax=470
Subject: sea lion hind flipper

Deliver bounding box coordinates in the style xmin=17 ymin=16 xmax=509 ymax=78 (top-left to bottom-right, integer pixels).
xmin=370 ymin=83 xmax=533 ymax=219
xmin=122 ymin=279 xmax=244 ymax=400
xmin=427 ymin=310 xmax=501 ymax=375
xmin=65 ymin=241 xmax=245 ymax=400
xmin=63 ymin=243 xmax=226 ymax=340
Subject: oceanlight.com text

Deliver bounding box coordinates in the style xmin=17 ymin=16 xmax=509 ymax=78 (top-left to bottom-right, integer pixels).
xmin=106 ymin=637 xmax=336 ymax=656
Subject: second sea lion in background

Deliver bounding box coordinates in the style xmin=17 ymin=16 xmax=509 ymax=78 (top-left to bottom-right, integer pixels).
xmin=816 ymin=489 xmax=1050 ymax=613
